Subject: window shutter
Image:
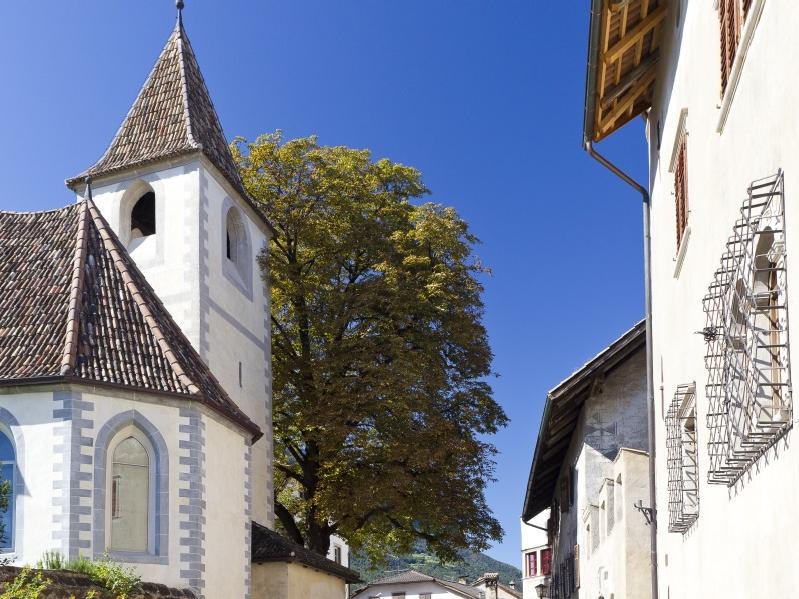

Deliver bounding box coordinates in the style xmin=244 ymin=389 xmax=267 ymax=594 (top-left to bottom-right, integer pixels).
xmin=719 ymin=0 xmax=742 ymax=94
xmin=675 ymin=138 xmax=689 ymax=248
xmin=541 ymin=547 xmax=553 ymax=576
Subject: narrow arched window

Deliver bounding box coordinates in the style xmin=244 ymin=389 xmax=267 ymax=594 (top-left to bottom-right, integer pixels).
xmin=130 ymin=191 xmax=156 ymax=244
xmin=110 ymin=436 xmax=150 ymax=552
xmin=0 ymin=432 xmax=14 ymax=551
xmin=226 ymin=207 xmax=248 ymax=279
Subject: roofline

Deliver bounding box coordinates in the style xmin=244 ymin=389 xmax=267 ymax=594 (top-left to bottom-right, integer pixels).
xmin=65 ymin=151 xmax=276 ymax=238
xmin=0 ymin=375 xmax=263 ymax=442
xmin=582 ymin=0 xmax=604 ymax=148
xmin=250 ymin=523 xmax=361 ymax=583
xmin=356 ymin=570 xmax=478 ymax=599
xmin=521 ymin=320 xmax=646 ymax=521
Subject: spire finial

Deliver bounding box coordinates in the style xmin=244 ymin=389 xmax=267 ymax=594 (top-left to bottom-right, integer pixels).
xmin=176 ymin=0 xmax=184 ymax=23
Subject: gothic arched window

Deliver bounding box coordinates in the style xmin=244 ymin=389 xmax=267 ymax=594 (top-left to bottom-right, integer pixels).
xmin=109 ymin=434 xmax=151 ymax=552
xmin=226 ymin=207 xmax=248 ymax=279
xmin=0 ymin=432 xmax=14 ymax=551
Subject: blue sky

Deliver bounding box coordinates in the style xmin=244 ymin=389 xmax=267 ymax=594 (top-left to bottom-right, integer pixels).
xmin=0 ymin=1 xmax=648 ymax=568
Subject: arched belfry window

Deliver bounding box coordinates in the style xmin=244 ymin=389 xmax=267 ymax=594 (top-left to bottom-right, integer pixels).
xmin=0 ymin=432 xmax=14 ymax=551
xmin=129 ymin=191 xmax=156 ymax=250
xmin=109 ymin=433 xmax=151 ymax=553
xmin=226 ymin=207 xmax=249 ymax=279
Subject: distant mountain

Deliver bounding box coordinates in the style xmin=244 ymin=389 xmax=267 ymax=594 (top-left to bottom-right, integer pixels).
xmin=350 ymin=544 xmax=522 ymax=590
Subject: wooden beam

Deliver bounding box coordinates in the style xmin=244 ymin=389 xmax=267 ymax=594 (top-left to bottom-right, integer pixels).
xmin=601 ymin=51 xmax=660 ymax=110
xmin=603 ymin=3 xmax=667 ymax=65
xmin=599 ymin=67 xmax=657 ymax=133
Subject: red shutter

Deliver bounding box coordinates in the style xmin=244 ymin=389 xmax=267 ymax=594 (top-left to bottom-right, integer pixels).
xmin=719 ymin=0 xmax=742 ymax=94
xmin=527 ymin=551 xmax=538 ymax=577
xmin=541 ymin=547 xmax=552 ymax=576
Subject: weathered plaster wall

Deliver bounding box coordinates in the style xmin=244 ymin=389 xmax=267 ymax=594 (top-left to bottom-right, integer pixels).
xmin=549 ymin=346 xmax=647 ymax=598
xmin=648 ymin=2 xmax=799 ymax=598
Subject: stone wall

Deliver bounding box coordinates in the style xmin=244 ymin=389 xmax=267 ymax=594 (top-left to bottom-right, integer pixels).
xmin=0 ymin=566 xmax=195 ymax=598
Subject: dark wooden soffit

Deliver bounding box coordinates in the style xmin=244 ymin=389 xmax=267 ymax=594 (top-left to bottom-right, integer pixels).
xmin=584 ymin=0 xmax=669 ymax=144
xmin=521 ymin=320 xmax=646 ymax=521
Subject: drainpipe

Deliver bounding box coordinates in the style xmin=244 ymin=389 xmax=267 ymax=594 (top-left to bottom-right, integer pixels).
xmin=585 ymin=141 xmax=658 ymax=599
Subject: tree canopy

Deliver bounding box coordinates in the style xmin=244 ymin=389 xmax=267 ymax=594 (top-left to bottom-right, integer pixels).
xmin=232 ymin=132 xmax=507 ymax=560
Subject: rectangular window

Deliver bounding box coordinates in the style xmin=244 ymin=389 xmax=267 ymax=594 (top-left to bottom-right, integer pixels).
xmin=541 ymin=547 xmax=552 ymax=576
xmin=675 ymin=136 xmax=688 ymax=248
xmin=526 ymin=551 xmax=537 ymax=577
xmin=333 ymin=545 xmax=342 ymax=564
xmin=420 ymin=594 xmax=432 ymax=599
xmin=391 ymin=594 xmax=405 ymax=598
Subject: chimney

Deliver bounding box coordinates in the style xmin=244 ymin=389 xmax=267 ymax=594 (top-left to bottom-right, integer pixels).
xmin=458 ymin=575 xmax=468 ymax=584
xmin=484 ymin=572 xmax=499 ymax=599
xmin=509 ymin=580 xmax=516 ymax=590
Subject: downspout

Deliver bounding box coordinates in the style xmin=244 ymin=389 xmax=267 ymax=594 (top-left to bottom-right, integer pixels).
xmin=585 ymin=141 xmax=658 ymax=599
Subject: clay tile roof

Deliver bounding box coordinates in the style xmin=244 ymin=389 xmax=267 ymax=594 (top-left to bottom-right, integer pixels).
xmin=65 ymin=17 xmax=272 ymax=235
xmin=250 ymin=523 xmax=361 ymax=584
xmin=0 ymin=200 xmax=260 ymax=440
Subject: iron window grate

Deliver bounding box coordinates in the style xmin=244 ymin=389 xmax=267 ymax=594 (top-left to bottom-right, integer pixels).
xmin=703 ymin=171 xmax=792 ymax=486
xmin=666 ymin=384 xmax=699 ymax=533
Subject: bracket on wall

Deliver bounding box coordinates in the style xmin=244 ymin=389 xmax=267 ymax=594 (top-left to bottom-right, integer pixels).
xmin=634 ymin=499 xmax=656 ymax=526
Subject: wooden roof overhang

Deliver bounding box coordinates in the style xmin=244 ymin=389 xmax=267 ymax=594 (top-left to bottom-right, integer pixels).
xmin=583 ymin=0 xmax=669 ymax=144
xmin=521 ymin=321 xmax=646 ymax=521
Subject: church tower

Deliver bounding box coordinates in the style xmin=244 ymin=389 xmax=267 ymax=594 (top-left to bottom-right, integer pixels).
xmin=67 ymin=4 xmax=274 ymax=529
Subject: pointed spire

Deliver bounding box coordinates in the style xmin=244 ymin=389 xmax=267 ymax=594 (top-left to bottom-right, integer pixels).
xmin=67 ymin=10 xmax=247 ymax=199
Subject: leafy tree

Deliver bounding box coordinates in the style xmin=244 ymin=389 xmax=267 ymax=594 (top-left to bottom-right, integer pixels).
xmin=232 ymin=132 xmax=507 ymax=561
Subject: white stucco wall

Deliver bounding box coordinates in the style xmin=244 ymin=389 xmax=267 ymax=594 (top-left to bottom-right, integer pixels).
xmin=84 ymin=156 xmax=274 ymax=529
xmin=520 ymin=511 xmax=549 ymax=599
xmin=646 ymin=2 xmax=799 ymax=598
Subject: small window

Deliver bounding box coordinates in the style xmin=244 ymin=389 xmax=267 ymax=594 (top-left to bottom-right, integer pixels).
xmin=391 ymin=594 xmax=405 ymax=598
xmin=130 ymin=192 xmax=156 ymax=241
xmin=420 ymin=594 xmax=432 ymax=599
xmin=666 ymin=384 xmax=699 ymax=533
xmin=674 ymin=136 xmax=688 ymax=248
xmin=526 ymin=551 xmax=538 ymax=577
xmin=0 ymin=431 xmax=15 ymax=551
xmin=333 ymin=545 xmax=342 ymax=564
xmin=110 ymin=436 xmax=150 ymax=552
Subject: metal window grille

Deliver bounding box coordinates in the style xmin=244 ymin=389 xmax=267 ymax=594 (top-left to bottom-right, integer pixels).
xmin=666 ymin=384 xmax=699 ymax=533
xmin=703 ymin=171 xmax=792 ymax=486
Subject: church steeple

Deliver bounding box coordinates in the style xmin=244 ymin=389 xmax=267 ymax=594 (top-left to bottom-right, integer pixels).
xmin=68 ymin=7 xmax=246 ymax=199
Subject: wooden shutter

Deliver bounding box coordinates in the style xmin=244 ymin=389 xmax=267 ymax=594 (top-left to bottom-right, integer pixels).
xmin=541 ymin=547 xmax=552 ymax=576
xmin=675 ymin=137 xmax=689 ymax=248
xmin=719 ymin=0 xmax=742 ymax=94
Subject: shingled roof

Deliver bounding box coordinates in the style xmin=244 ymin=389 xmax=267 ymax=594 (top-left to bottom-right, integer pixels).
xmin=250 ymin=523 xmax=361 ymax=584
xmin=0 ymin=200 xmax=260 ymax=439
xmin=66 ymin=15 xmax=259 ymax=219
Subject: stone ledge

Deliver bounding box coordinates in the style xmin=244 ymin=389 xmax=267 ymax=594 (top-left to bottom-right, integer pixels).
xmin=0 ymin=566 xmax=195 ymax=598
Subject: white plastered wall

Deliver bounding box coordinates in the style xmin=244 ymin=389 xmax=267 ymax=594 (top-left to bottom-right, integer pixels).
xmin=83 ymin=156 xmax=274 ymax=528
xmin=647 ymin=2 xmax=799 ymax=597
xmin=350 ymin=580 xmax=466 ymax=599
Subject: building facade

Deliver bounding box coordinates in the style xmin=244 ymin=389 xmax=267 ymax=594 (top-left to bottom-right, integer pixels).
xmin=581 ymin=0 xmax=799 ymax=597
xmin=519 ymin=511 xmax=551 ymax=599
xmin=0 ymin=6 xmax=358 ymax=599
xmin=522 ymin=323 xmax=652 ymax=599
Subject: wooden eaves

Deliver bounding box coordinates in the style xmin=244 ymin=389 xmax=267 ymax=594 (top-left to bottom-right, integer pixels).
xmin=521 ymin=321 xmax=646 ymax=521
xmin=583 ymin=0 xmax=669 ymax=144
